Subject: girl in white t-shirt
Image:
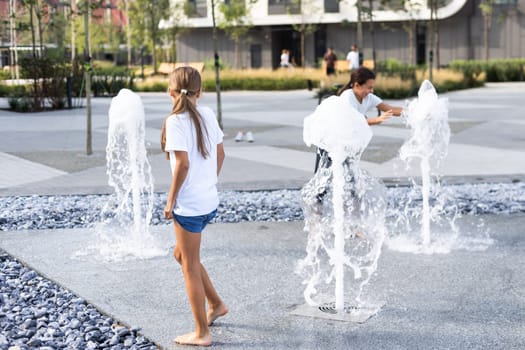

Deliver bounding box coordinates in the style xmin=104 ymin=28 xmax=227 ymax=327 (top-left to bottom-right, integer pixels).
xmin=338 ymin=67 xmax=403 ymax=125
xmin=160 ymin=66 xmax=227 ymax=347
xmin=314 ymin=67 xmax=404 ymax=172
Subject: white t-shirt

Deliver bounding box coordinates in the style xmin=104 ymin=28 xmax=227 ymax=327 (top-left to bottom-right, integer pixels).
xmin=165 ymin=105 xmax=224 ymax=216
xmin=346 ymin=51 xmax=359 ymax=69
xmin=340 ymin=89 xmax=382 ymax=117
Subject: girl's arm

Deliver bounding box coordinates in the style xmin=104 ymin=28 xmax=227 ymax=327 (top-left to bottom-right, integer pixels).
xmin=217 ymin=143 xmax=225 ymax=176
xmin=164 ymin=150 xmax=190 ymax=219
xmin=377 ymin=102 xmax=403 ymax=116
xmin=367 ymin=101 xmax=404 ymax=125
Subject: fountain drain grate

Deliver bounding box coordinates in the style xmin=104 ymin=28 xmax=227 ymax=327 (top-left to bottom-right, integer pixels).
xmin=319 ymin=303 xmax=357 ymax=314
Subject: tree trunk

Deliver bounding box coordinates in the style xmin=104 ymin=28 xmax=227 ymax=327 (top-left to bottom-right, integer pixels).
xmin=301 ymin=26 xmax=305 ymax=68
xmin=125 ymin=0 xmax=132 ymax=67
xmin=235 ymin=38 xmax=242 ymax=69
xmin=71 ymin=0 xmax=77 ymax=62
xmin=30 ymin=3 xmax=36 ymax=58
xmin=36 ymin=1 xmax=44 ymax=53
xmin=483 ymin=15 xmax=491 ymax=60
xmin=357 ymin=0 xmax=363 ymax=64
xmin=368 ymin=0 xmax=376 ymax=70
xmin=435 ymin=13 xmax=440 ymax=69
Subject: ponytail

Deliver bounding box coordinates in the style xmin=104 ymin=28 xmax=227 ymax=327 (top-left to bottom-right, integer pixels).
xmin=161 ymin=67 xmax=209 ymax=160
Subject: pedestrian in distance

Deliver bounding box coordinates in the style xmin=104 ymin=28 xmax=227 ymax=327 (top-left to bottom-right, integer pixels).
xmin=160 ymin=66 xmax=228 ymax=347
xmin=346 ymin=44 xmax=360 ymax=71
xmin=280 ymin=49 xmax=290 ymax=68
xmin=323 ymin=47 xmax=337 ymax=76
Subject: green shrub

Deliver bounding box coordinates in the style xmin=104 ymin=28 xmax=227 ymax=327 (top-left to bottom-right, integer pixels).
xmin=7 ymin=86 xmax=34 ymax=112
xmin=136 ymin=81 xmax=168 ymax=92
xmin=484 ymin=59 xmax=525 ymax=82
xmin=450 ymin=58 xmax=525 ymax=84
xmin=202 ymin=77 xmax=312 ymax=91
xmin=0 ymin=69 xmax=10 ymax=80
xmin=203 ymin=58 xmax=229 ymax=71
xmin=376 ymin=59 xmax=417 ymax=81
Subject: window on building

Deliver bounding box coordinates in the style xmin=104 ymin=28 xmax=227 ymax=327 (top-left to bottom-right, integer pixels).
xmin=375 ymin=0 xmax=405 ymax=11
xmin=493 ymin=0 xmax=517 ymax=5
xmin=324 ymin=0 xmax=339 ymax=13
xmin=186 ymin=0 xmax=207 ymax=17
xmin=268 ymin=0 xmax=301 ymax=15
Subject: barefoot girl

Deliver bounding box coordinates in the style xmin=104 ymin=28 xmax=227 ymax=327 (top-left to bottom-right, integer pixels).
xmin=161 ymin=66 xmax=228 ymax=347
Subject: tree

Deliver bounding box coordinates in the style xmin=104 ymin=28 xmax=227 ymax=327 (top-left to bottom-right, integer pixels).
xmin=219 ymin=0 xmax=255 ymax=69
xmin=399 ymin=0 xmax=422 ymax=65
xmin=129 ymin=0 xmax=170 ymax=74
xmin=290 ymin=0 xmax=321 ymax=68
xmin=479 ymin=0 xmax=494 ymax=61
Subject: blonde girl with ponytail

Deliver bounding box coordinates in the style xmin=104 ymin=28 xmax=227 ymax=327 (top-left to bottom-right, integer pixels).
xmin=161 ymin=66 xmax=227 ymax=347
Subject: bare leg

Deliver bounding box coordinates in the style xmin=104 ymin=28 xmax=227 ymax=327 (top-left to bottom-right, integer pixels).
xmin=200 ymin=264 xmax=228 ymax=325
xmin=173 ymin=221 xmax=211 ymax=346
xmin=173 ymin=226 xmax=228 ymax=326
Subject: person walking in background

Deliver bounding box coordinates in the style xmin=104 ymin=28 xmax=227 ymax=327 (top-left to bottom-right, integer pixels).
xmin=346 ymin=44 xmax=360 ymax=71
xmin=161 ymin=66 xmax=228 ymax=347
xmin=337 ymin=66 xmax=403 ymax=125
xmin=280 ymin=49 xmax=290 ymax=68
xmin=323 ymin=47 xmax=337 ymax=76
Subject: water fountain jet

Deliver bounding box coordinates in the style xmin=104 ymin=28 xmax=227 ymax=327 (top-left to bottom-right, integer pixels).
xmin=293 ymin=94 xmax=387 ymax=321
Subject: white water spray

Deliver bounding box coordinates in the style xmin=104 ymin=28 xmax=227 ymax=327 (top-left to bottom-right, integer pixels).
xmin=389 ymin=80 xmax=492 ymax=254
xmin=299 ymin=94 xmax=387 ymax=312
xmin=398 ymin=80 xmax=449 ymax=250
xmin=80 ymin=89 xmax=167 ymax=261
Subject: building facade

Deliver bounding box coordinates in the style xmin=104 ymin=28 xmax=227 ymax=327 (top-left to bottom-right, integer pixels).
xmin=169 ymin=0 xmax=525 ymax=68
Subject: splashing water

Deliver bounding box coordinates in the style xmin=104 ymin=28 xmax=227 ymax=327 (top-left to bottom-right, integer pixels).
xmin=298 ymin=95 xmax=387 ymax=312
xmin=78 ymin=89 xmax=167 ymax=261
xmin=389 ymin=80 xmax=492 ymax=253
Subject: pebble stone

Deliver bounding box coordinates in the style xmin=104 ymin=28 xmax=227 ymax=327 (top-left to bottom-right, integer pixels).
xmin=0 ymin=184 xmax=524 ymax=232
xmin=0 ymin=251 xmax=158 ymax=349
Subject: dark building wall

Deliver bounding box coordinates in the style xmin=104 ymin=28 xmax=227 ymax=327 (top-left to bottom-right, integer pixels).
xmin=176 ymin=0 xmax=525 ymax=69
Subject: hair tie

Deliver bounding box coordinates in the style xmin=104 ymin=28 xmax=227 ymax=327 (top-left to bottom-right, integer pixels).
xmin=180 ymin=89 xmax=188 ymax=95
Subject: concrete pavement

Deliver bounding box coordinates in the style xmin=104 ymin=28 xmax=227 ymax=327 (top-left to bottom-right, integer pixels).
xmin=1 ymin=83 xmax=525 ymax=195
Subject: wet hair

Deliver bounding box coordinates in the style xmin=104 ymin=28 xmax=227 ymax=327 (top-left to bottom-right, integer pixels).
xmin=337 ymin=67 xmax=376 ymax=96
xmin=160 ymin=66 xmax=209 ymax=159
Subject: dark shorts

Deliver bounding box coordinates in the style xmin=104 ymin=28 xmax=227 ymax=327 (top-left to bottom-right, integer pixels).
xmin=326 ymin=67 xmax=336 ymax=75
xmin=173 ymin=209 xmax=217 ymax=233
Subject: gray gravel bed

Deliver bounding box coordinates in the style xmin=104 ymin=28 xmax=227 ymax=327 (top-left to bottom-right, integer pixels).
xmin=1 ymin=183 xmax=524 ymax=232
xmin=0 ymin=250 xmax=158 ymax=350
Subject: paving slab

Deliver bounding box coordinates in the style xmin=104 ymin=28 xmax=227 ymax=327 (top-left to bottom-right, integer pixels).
xmin=1 ymin=214 xmax=524 ymax=349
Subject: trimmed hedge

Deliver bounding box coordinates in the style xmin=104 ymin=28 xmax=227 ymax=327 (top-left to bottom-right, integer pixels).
xmin=202 ymin=77 xmax=316 ymax=91
xmin=450 ymin=58 xmax=525 ymax=83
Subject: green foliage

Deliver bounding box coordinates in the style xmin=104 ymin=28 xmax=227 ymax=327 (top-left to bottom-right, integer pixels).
xmin=14 ymin=55 xmax=70 ymax=111
xmin=203 ymin=58 xmax=229 ymax=71
xmin=135 ymin=81 xmax=168 ymax=92
xmin=484 ymin=59 xmax=525 ymax=82
xmin=202 ymin=77 xmax=316 ymax=91
xmin=375 ymin=59 xmax=417 ymax=80
xmin=91 ymin=73 xmax=135 ymax=97
xmin=450 ymin=58 xmax=525 ymax=83
xmin=7 ymin=86 xmax=34 ymax=112
xmin=0 ymin=70 xmax=10 ymax=81
xmin=449 ymin=60 xmax=485 ymax=86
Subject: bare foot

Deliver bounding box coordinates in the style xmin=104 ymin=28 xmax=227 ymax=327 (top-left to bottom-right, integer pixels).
xmin=207 ymin=303 xmax=229 ymax=326
xmin=174 ymin=332 xmax=211 ymax=347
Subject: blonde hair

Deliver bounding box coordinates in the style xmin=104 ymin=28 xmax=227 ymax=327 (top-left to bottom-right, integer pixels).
xmin=160 ymin=66 xmax=209 ymax=159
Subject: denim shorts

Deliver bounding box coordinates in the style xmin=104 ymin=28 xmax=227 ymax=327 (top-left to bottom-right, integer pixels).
xmin=173 ymin=209 xmax=217 ymax=233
